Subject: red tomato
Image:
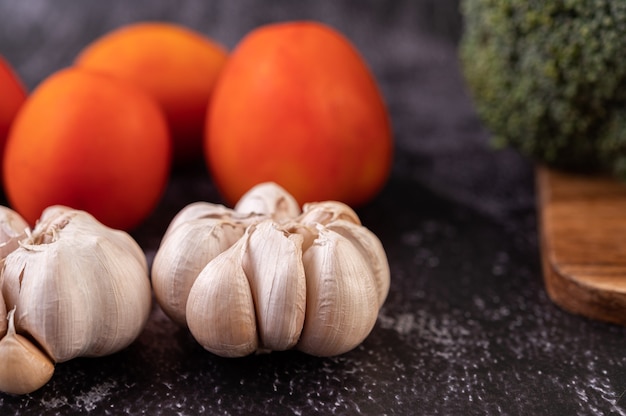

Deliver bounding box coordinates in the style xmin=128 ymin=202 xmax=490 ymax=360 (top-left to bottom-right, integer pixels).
xmin=0 ymin=56 xmax=27 ymax=176
xmin=206 ymin=21 xmax=393 ymax=207
xmin=3 ymin=68 xmax=171 ymax=230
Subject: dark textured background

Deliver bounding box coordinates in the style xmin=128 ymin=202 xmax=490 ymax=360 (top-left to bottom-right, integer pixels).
xmin=0 ymin=1 xmax=624 ymax=415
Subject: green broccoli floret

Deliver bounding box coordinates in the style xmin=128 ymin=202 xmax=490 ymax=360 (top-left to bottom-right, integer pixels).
xmin=460 ymin=0 xmax=626 ymax=177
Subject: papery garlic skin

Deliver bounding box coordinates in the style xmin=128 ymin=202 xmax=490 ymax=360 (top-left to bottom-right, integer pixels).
xmin=0 ymin=205 xmax=29 ymax=261
xmin=325 ymin=220 xmax=391 ymax=308
xmin=298 ymin=201 xmax=361 ymax=226
xmin=0 ymin=207 xmax=29 ymax=342
xmin=0 ymin=206 xmax=152 ymax=363
xmin=161 ymin=201 xmax=251 ymax=241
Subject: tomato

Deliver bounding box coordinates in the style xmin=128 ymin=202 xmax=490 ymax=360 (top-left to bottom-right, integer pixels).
xmin=3 ymin=68 xmax=171 ymax=230
xmin=0 ymin=56 xmax=27 ymax=177
xmin=76 ymin=22 xmax=228 ymax=165
xmin=206 ymin=21 xmax=393 ymax=207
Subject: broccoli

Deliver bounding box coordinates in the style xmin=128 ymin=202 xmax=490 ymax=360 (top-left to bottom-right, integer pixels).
xmin=459 ymin=0 xmax=626 ymax=177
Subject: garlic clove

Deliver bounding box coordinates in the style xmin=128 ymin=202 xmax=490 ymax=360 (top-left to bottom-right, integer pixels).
xmin=161 ymin=201 xmax=238 ymax=241
xmin=152 ymin=218 xmax=245 ymax=326
xmin=297 ymin=226 xmax=379 ymax=357
xmin=242 ymin=220 xmax=306 ymax=351
xmin=0 ymin=205 xmax=29 ymax=260
xmin=298 ymin=201 xmax=361 ymax=226
xmin=234 ymin=182 xmax=301 ymax=222
xmin=0 ymin=308 xmax=55 ymax=395
xmin=325 ymin=220 xmax=391 ymax=308
xmin=1 ymin=206 xmax=152 ymax=363
xmin=186 ymin=237 xmax=258 ymax=357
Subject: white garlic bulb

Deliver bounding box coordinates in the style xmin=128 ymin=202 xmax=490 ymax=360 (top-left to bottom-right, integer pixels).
xmin=153 ymin=182 xmax=390 ymax=357
xmin=0 ymin=205 xmax=152 ymax=394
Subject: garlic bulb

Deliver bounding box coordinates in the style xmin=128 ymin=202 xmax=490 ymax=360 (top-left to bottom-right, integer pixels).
xmin=0 ymin=205 xmax=152 ymax=394
xmin=153 ymin=182 xmax=390 ymax=357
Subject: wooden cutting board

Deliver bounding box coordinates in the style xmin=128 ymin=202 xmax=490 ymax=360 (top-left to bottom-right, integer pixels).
xmin=537 ymin=165 xmax=626 ymax=325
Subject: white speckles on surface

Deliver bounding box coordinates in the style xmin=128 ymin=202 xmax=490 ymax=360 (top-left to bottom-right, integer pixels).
xmin=40 ymin=395 xmax=69 ymax=411
xmin=374 ymin=265 xmax=626 ymax=416
xmin=38 ymin=381 xmax=117 ymax=413
xmin=74 ymin=381 xmax=117 ymax=412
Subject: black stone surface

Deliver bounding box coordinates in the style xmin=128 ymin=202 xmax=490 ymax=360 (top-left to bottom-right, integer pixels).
xmin=0 ymin=1 xmax=625 ymax=415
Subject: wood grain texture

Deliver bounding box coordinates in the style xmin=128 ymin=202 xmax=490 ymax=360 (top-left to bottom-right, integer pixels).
xmin=537 ymin=166 xmax=626 ymax=325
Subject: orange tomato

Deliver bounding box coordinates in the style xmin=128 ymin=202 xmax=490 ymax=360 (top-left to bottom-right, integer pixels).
xmin=3 ymin=68 xmax=171 ymax=231
xmin=75 ymin=22 xmax=228 ymax=165
xmin=0 ymin=56 xmax=27 ymax=174
xmin=205 ymin=21 xmax=393 ymax=207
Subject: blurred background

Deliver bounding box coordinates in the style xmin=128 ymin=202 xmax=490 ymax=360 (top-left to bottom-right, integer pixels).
xmin=0 ymin=1 xmax=463 ymax=88
xmin=0 ymin=0 xmax=533 ymax=224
